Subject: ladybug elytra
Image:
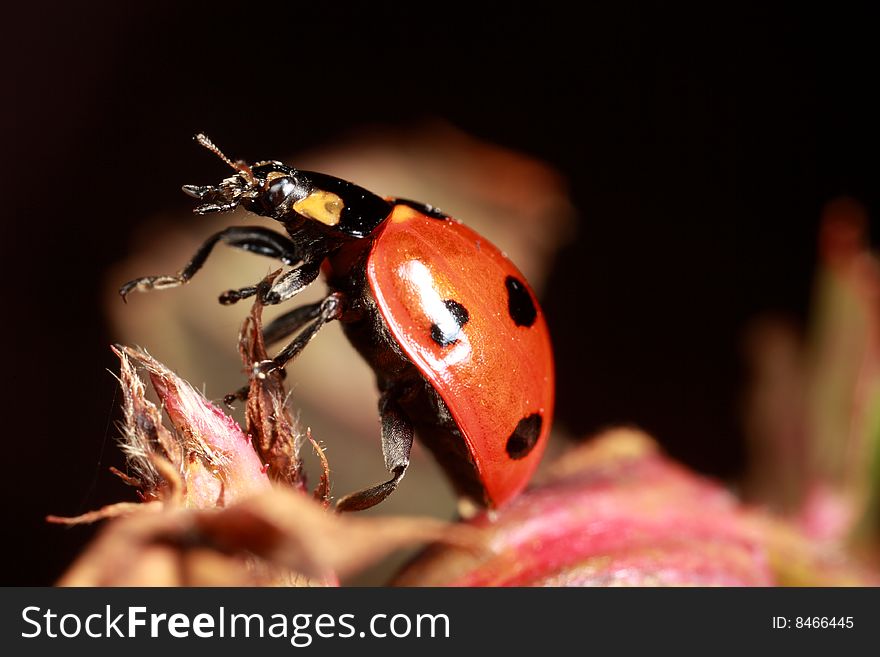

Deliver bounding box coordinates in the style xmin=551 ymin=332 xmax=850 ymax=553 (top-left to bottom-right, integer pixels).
xmin=121 ymin=135 xmax=554 ymax=511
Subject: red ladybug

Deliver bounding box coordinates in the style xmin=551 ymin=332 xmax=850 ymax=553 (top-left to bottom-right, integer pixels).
xmin=121 ymin=135 xmax=554 ymax=511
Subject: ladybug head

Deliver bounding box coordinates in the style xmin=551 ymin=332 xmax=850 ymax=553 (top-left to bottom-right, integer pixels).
xmin=181 ymin=134 xmax=314 ymax=219
xmin=182 ymin=134 xmax=391 ymax=238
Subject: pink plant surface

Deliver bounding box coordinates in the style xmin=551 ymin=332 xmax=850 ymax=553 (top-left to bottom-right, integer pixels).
xmin=393 ymin=431 xmax=877 ymax=586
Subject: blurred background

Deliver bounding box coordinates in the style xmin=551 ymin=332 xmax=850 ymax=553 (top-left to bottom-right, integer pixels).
xmin=5 ymin=3 xmax=879 ymax=584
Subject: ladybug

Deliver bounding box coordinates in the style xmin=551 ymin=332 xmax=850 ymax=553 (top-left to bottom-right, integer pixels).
xmin=121 ymin=135 xmax=554 ymax=511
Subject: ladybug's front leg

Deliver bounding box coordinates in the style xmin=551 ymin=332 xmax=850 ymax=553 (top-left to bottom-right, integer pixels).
xmin=336 ymin=385 xmax=415 ymax=512
xmin=119 ymin=226 xmax=301 ymax=301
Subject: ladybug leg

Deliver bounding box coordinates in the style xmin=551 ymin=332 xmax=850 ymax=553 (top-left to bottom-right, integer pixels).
xmin=252 ymin=292 xmax=345 ymax=379
xmin=336 ymin=386 xmax=415 ymax=512
xmin=258 ymin=260 xmax=322 ymax=305
xmin=218 ymin=259 xmax=321 ymax=306
xmin=261 ymin=301 xmax=325 ymax=346
xmin=119 ymin=227 xmax=300 ymax=301
xmin=224 ymin=294 xmax=343 ymax=405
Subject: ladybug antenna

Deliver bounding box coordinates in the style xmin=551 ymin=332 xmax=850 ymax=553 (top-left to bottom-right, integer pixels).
xmin=194 ymin=133 xmax=256 ymax=185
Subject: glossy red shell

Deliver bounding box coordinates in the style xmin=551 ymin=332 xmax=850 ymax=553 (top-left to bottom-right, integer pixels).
xmin=366 ymin=204 xmax=554 ymax=506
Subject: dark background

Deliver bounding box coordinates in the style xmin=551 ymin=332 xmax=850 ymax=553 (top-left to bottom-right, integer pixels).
xmin=5 ymin=3 xmax=878 ymax=585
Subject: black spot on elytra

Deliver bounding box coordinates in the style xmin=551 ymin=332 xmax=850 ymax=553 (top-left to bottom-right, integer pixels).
xmin=394 ymin=198 xmax=448 ymax=220
xmin=430 ymin=299 xmax=470 ymax=346
xmin=505 ymin=276 xmax=537 ymax=327
xmin=506 ymin=413 xmax=542 ymax=459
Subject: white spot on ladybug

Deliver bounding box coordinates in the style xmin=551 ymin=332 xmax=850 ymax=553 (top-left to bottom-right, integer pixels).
xmin=398 ymin=260 xmax=472 ymax=367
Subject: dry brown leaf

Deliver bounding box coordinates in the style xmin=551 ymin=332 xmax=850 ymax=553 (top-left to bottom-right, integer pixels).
xmin=57 ymin=487 xmax=475 ymax=586
xmin=237 ymin=270 xmax=308 ymax=488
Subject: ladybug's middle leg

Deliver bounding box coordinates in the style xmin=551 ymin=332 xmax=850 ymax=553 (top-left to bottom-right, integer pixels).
xmin=336 ymin=384 xmax=415 ymax=512
xmin=224 ymin=292 xmax=345 ymax=405
xmin=261 ymin=301 xmax=326 ymax=346
xmin=252 ymin=292 xmax=345 ymax=379
xmin=219 ymin=259 xmax=322 ymax=306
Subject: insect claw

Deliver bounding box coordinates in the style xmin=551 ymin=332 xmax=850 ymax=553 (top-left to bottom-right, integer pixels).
xmin=181 ymin=184 xmax=210 ymax=199
xmin=253 ymin=359 xmax=277 ymax=380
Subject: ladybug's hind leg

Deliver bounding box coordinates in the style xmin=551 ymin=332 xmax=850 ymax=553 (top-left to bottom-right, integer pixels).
xmin=336 ymin=385 xmax=415 ymax=512
xmin=119 ymin=227 xmax=301 ymax=301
